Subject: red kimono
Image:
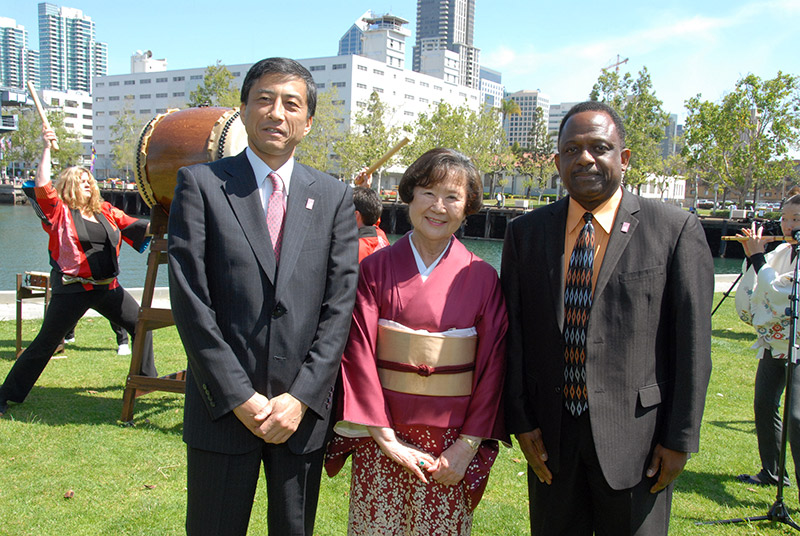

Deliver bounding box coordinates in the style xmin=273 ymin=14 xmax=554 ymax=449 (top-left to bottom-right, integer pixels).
xmin=327 ymin=234 xmax=508 ymax=535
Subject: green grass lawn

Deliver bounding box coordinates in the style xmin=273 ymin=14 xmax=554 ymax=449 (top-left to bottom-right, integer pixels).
xmin=1 ymin=296 xmax=799 ymax=534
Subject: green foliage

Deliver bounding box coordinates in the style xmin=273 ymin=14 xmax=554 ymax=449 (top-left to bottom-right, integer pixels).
xmin=590 ymin=66 xmax=669 ymax=189
xmin=335 ymin=91 xmax=401 ymax=184
xmin=684 ymin=72 xmax=800 ymax=206
xmin=5 ymin=287 xmax=800 ymax=534
xmin=187 ymin=61 xmax=239 ymax=108
xmin=519 ymin=107 xmax=556 ymax=200
xmin=406 ymin=101 xmax=510 ymax=179
xmin=500 ymin=98 xmax=521 ymax=128
xmin=3 ymin=292 xmax=800 ymax=534
xmin=295 ymin=88 xmax=345 ymax=175
xmin=109 ymin=105 xmax=145 ymax=180
xmin=4 ymin=109 xmax=83 ymax=176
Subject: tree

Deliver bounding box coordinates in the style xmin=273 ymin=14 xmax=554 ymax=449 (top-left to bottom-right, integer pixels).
xmin=6 ymin=108 xmax=82 ymax=177
xmin=407 ymin=100 xmax=511 ymax=189
xmin=187 ymin=61 xmax=239 ymax=108
xmin=653 ymin=152 xmax=687 ymax=201
xmin=335 ymin=91 xmax=400 ymax=187
xmin=500 ymin=98 xmax=521 ymax=129
xmin=590 ymin=66 xmax=668 ymax=190
xmin=295 ymin=87 xmax=345 ymax=174
xmin=110 ymin=105 xmax=145 ymax=179
xmin=525 ymin=107 xmax=556 ymax=201
xmin=683 ymin=72 xmax=800 ymax=206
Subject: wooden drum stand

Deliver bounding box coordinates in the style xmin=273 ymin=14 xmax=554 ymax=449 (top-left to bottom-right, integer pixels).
xmin=120 ymin=206 xmax=185 ymax=422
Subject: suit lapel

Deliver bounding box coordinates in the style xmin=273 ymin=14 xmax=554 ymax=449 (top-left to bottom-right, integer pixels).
xmin=274 ymin=163 xmax=315 ymax=302
xmin=594 ymin=190 xmax=640 ymax=301
xmin=221 ymin=151 xmax=277 ymax=283
xmin=546 ymin=199 xmax=568 ymax=331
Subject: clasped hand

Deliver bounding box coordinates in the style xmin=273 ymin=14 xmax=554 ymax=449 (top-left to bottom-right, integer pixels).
xmin=233 ymin=392 xmax=307 ymax=444
xmin=367 ymin=426 xmax=475 ymax=486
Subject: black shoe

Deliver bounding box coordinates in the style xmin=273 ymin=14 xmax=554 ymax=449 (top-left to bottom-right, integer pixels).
xmin=0 ymin=399 xmax=7 ymax=417
xmin=737 ymin=473 xmax=790 ymax=487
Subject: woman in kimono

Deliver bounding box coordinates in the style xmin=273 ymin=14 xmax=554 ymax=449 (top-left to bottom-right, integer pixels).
xmin=0 ymin=128 xmax=154 ymax=417
xmin=326 ymin=148 xmax=508 ymax=535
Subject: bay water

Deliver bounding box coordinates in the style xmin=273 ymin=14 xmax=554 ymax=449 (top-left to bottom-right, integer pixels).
xmin=0 ymin=203 xmax=741 ymax=292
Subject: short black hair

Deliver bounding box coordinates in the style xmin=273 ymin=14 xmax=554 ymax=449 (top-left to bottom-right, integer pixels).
xmin=240 ymin=57 xmax=317 ymax=118
xmin=558 ymin=101 xmax=626 ymax=147
xmin=398 ymin=148 xmax=483 ymax=215
xmin=353 ymin=187 xmax=383 ymax=226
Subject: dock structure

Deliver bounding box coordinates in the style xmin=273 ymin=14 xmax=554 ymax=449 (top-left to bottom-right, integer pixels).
xmin=0 ymin=182 xmax=758 ymax=259
xmin=379 ymin=201 xmax=752 ymax=258
xmin=0 ymin=182 xmax=151 ymax=215
xmin=0 ymin=184 xmax=25 ymax=204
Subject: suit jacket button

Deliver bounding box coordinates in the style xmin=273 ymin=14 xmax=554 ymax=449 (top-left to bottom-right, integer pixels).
xmin=272 ymin=304 xmax=287 ymax=318
xmin=555 ymin=386 xmax=561 ymax=393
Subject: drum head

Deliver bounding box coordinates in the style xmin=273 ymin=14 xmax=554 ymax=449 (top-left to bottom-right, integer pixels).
xmin=135 ymin=107 xmax=247 ymax=212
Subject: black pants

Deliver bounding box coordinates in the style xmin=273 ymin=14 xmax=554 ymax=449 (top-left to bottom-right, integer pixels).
xmin=65 ymin=320 xmax=129 ymax=346
xmin=753 ymin=355 xmax=800 ymax=486
xmin=529 ymin=409 xmax=672 ymax=535
xmin=0 ymin=286 xmax=155 ymax=404
xmin=186 ymin=443 xmax=324 ymax=536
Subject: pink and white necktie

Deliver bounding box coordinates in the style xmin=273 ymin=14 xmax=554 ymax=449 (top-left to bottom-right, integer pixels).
xmin=266 ymin=172 xmax=286 ymax=262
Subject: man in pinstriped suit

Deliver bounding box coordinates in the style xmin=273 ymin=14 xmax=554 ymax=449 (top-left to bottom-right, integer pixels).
xmin=168 ymin=57 xmax=358 ymax=536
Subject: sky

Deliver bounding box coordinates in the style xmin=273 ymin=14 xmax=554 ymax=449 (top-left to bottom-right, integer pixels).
xmin=4 ymin=0 xmax=800 ymax=122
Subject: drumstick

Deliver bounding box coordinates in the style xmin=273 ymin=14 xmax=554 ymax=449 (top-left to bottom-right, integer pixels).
xmin=26 ymin=81 xmax=59 ymax=151
xmin=722 ymin=235 xmax=796 ymax=244
xmin=364 ymin=135 xmax=413 ymax=176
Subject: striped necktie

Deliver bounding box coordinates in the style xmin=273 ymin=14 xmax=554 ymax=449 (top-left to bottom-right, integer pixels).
xmin=266 ymin=172 xmax=286 ymax=262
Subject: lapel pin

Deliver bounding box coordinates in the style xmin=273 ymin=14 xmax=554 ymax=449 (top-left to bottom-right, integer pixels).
xmin=306 ymin=198 xmax=315 ymax=210
xmin=621 ymin=222 xmax=630 ymax=233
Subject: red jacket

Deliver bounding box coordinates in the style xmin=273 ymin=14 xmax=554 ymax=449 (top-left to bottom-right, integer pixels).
xmin=358 ymin=225 xmax=390 ymax=263
xmin=25 ymin=181 xmax=150 ymax=292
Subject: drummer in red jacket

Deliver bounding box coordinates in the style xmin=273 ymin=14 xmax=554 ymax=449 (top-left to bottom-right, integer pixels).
xmin=0 ymin=127 xmax=155 ymax=417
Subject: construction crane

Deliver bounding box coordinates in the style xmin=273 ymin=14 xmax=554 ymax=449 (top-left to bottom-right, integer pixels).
xmin=602 ymin=55 xmax=629 ymax=73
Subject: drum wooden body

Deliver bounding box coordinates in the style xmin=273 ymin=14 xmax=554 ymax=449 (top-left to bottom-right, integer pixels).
xmin=135 ymin=107 xmax=247 ymax=211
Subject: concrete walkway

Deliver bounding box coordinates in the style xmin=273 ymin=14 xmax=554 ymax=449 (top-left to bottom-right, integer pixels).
xmin=1 ymin=276 xmax=741 ymax=322
xmin=0 ymin=287 xmax=171 ymax=322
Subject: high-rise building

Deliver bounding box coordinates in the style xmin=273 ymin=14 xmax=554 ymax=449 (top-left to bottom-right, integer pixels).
xmin=338 ymin=11 xmax=371 ymax=56
xmin=547 ymin=101 xmax=580 ymax=137
xmin=479 ymin=66 xmax=502 ymax=108
xmin=661 ymin=113 xmax=679 ymax=158
xmin=338 ymin=12 xmax=411 ymax=70
xmin=412 ymin=0 xmax=480 ymax=89
xmin=504 ymin=89 xmax=550 ymax=148
xmin=0 ymin=17 xmax=38 ymax=89
xmin=37 ymin=2 xmax=107 ymax=93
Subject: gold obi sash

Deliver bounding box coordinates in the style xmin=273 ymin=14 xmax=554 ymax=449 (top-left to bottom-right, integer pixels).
xmin=376 ymin=322 xmax=477 ymax=397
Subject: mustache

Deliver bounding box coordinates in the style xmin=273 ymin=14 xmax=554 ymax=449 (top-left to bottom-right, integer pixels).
xmin=571 ymin=167 xmax=603 ymax=178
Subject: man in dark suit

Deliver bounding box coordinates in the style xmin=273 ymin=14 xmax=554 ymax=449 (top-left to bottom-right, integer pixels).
xmin=501 ymin=101 xmax=712 ymax=534
xmin=168 ymin=57 xmax=359 ymax=536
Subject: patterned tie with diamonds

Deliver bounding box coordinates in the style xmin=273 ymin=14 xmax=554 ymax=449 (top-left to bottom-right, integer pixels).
xmin=564 ymin=212 xmax=594 ymax=417
xmin=267 ymin=172 xmax=286 ymax=262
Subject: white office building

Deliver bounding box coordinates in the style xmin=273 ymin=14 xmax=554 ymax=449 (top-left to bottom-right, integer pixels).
xmin=480 ymin=66 xmax=503 ymax=109
xmin=504 ymin=89 xmax=550 ymax=148
xmin=92 ymin=52 xmax=482 ymax=177
xmin=548 ymin=101 xmax=580 ymax=137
